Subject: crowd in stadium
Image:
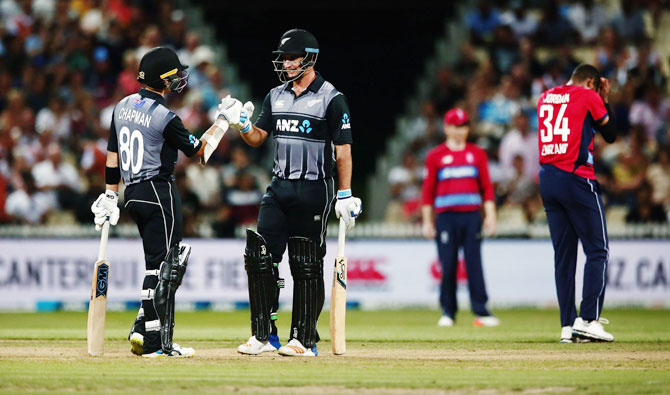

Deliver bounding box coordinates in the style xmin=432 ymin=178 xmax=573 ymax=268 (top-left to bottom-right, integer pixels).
xmin=0 ymin=0 xmax=668 ymax=236
xmin=0 ymin=0 xmax=267 ymax=236
xmin=386 ymin=0 xmax=670 ymax=228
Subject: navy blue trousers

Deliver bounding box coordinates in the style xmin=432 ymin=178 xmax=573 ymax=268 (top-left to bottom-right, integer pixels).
xmin=539 ymin=165 xmax=609 ymax=327
xmin=435 ymin=211 xmax=491 ymax=319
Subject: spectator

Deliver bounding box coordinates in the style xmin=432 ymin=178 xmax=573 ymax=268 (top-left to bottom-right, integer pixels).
xmin=489 ymin=24 xmax=519 ymax=76
xmin=225 ymin=171 xmax=262 ymax=226
xmin=629 ymin=83 xmax=670 ymax=143
xmin=498 ymin=154 xmax=539 ymax=222
xmin=611 ymin=0 xmax=648 ymax=43
xmin=646 ymin=147 xmax=670 ymax=210
xmin=625 ymin=181 xmax=667 ymax=224
xmin=388 ymin=150 xmax=422 ymax=223
xmin=466 ymin=0 xmax=501 ymax=45
xmin=117 ymin=50 xmax=142 ymax=96
xmin=594 ymin=26 xmax=624 ymax=78
xmin=430 ymin=66 xmax=465 ymax=116
xmin=479 ymin=75 xmax=521 ymax=126
xmin=34 ymin=96 xmax=71 ymax=142
xmin=498 ymin=111 xmax=539 ymax=180
xmin=534 ymin=0 xmax=576 ymax=46
xmin=5 ymin=170 xmax=54 ymax=224
xmin=499 ymin=2 xmax=538 ymax=40
xmin=610 ymin=128 xmax=648 ymax=206
xmin=566 ymin=0 xmax=610 ymax=44
xmin=221 ymin=146 xmax=269 ymax=190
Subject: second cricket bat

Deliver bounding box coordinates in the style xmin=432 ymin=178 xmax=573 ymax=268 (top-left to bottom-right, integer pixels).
xmin=87 ymin=220 xmax=111 ymax=356
xmin=330 ymin=218 xmax=347 ymax=355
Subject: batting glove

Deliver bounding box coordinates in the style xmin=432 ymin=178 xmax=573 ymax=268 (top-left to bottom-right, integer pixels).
xmin=238 ymin=101 xmax=255 ymax=133
xmin=91 ymin=189 xmax=120 ymax=231
xmin=334 ymin=189 xmax=362 ymax=230
xmin=216 ymin=95 xmax=242 ymax=128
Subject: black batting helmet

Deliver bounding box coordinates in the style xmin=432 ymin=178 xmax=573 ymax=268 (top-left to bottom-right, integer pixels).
xmin=137 ymin=47 xmax=189 ymax=93
xmin=272 ymin=28 xmax=319 ymax=83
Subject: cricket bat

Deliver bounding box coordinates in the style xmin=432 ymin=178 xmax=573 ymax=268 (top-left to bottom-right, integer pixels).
xmin=87 ymin=220 xmax=111 ymax=356
xmin=330 ymin=218 xmax=347 ymax=355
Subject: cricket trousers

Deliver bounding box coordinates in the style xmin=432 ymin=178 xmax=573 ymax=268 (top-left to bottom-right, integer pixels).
xmin=539 ymin=164 xmax=609 ymax=327
xmin=435 ymin=210 xmax=491 ymax=319
xmin=124 ymin=179 xmax=183 ymax=352
xmin=255 ymin=176 xmax=335 ymax=338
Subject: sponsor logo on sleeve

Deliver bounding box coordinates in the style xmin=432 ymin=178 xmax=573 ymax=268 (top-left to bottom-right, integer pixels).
xmin=341 ymin=113 xmax=351 ymax=130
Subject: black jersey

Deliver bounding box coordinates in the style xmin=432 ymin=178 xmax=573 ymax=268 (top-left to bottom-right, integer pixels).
xmin=255 ymin=73 xmax=353 ymax=180
xmin=107 ymin=89 xmax=202 ymax=185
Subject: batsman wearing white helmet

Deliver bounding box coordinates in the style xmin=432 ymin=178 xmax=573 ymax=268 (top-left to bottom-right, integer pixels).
xmin=219 ymin=28 xmax=362 ymax=357
xmin=91 ymin=46 xmax=234 ymax=358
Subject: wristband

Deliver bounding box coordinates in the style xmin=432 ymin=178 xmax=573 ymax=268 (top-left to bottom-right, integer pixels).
xmin=105 ymin=188 xmax=118 ymax=200
xmin=105 ymin=166 xmax=120 ymax=185
xmin=337 ymin=189 xmax=352 ymax=199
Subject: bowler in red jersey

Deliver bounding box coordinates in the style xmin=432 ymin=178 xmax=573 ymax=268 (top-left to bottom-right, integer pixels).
xmin=421 ymin=108 xmax=499 ymax=328
xmin=537 ymin=64 xmax=618 ymax=343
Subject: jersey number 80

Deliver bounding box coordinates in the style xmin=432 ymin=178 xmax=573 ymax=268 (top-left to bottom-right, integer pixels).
xmin=119 ymin=126 xmax=144 ymax=174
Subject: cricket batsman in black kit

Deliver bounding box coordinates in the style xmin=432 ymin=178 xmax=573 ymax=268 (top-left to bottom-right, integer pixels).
xmin=90 ymin=47 xmax=236 ymax=358
xmin=220 ymin=28 xmax=362 ymax=357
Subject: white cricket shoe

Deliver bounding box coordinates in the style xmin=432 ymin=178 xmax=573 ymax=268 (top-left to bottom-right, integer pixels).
xmin=278 ymin=339 xmax=318 ymax=357
xmin=473 ymin=316 xmax=500 ymax=327
xmin=437 ymin=315 xmax=454 ymax=327
xmin=573 ymin=317 xmax=614 ymax=342
xmin=238 ymin=336 xmax=279 ymax=355
xmin=129 ymin=332 xmax=144 ymax=355
xmin=142 ymin=343 xmax=195 ymax=358
xmin=560 ymin=326 xmax=574 ymax=343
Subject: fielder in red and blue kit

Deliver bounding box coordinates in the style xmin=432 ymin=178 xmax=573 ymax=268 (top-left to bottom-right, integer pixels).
xmin=538 ymin=64 xmax=618 ymax=342
xmin=422 ymin=108 xmax=499 ymax=327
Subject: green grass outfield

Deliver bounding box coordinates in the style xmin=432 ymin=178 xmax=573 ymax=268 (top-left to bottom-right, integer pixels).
xmin=1 ymin=308 xmax=669 ymax=394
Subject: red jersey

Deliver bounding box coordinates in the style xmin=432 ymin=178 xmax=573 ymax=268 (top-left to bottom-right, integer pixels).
xmin=422 ymin=143 xmax=494 ymax=214
xmin=537 ymin=85 xmax=608 ymax=179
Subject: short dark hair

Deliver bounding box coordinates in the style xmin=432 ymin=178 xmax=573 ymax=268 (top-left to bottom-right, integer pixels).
xmin=571 ymin=64 xmax=601 ymax=89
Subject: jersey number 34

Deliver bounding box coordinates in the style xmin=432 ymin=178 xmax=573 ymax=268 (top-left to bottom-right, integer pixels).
xmin=539 ymin=104 xmax=570 ymax=143
xmin=119 ymin=126 xmax=145 ymax=174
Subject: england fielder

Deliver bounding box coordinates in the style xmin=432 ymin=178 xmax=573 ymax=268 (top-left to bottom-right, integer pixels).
xmin=220 ymin=28 xmax=362 ymax=357
xmin=537 ymin=64 xmax=618 ymax=343
xmin=421 ymin=108 xmax=500 ymax=328
xmin=90 ymin=46 xmax=233 ymax=357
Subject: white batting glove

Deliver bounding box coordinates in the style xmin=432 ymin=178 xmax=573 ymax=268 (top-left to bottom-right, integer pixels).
xmin=334 ymin=189 xmax=362 ymax=230
xmin=238 ymin=101 xmax=255 ymax=133
xmin=216 ymin=95 xmax=242 ymax=128
xmin=91 ymin=189 xmax=120 ymax=231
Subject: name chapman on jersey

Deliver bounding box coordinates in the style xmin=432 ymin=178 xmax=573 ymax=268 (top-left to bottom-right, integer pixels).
xmin=117 ymin=107 xmax=152 ymax=128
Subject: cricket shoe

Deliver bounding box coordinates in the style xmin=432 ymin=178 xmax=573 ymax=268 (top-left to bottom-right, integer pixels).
xmin=277 ymin=339 xmax=318 ymax=357
xmin=237 ymin=335 xmax=281 ymax=355
xmin=473 ymin=316 xmax=500 ymax=327
xmin=129 ymin=332 xmax=144 ymax=355
xmin=142 ymin=343 xmax=195 ymax=358
xmin=437 ymin=315 xmax=454 ymax=327
xmin=560 ymin=326 xmax=590 ymax=343
xmin=572 ymin=317 xmax=614 ymax=342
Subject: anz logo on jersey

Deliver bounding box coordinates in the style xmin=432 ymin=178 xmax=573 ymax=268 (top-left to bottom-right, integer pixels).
xmin=276 ymin=118 xmax=312 ymax=134
xmin=341 ymin=113 xmax=351 ymax=130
